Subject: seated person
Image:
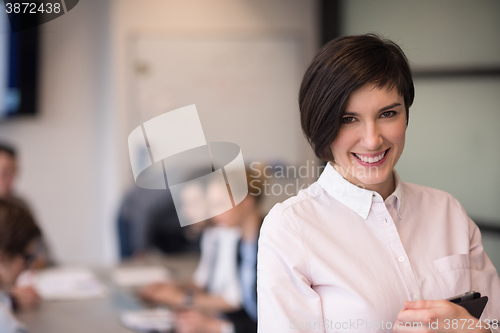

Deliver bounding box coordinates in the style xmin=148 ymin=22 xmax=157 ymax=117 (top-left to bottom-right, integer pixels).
xmin=140 ymin=224 xmax=242 ymax=311
xmin=117 ymin=186 xmax=201 ymax=259
xmin=0 ymin=198 xmax=42 ymax=332
xmin=140 ymin=170 xmax=263 ymax=333
xmin=0 ymin=143 xmax=49 ymax=310
xmin=0 ymin=143 xmax=24 ymax=206
xmin=138 ymin=180 xmax=241 ymax=314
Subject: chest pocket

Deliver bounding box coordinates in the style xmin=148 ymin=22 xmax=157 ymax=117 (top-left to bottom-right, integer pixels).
xmin=430 ymin=254 xmax=471 ymax=299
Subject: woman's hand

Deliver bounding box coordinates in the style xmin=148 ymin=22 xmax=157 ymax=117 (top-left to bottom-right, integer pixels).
xmin=394 ymin=300 xmax=491 ymax=333
xmin=175 ymin=309 xmax=225 ymax=333
xmin=137 ymin=282 xmax=185 ymax=306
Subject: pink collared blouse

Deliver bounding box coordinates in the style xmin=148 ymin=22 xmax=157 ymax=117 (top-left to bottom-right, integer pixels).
xmin=257 ymin=163 xmax=500 ymax=332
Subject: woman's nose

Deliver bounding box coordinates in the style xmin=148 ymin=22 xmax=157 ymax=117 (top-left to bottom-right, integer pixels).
xmin=360 ymin=123 xmax=383 ymax=150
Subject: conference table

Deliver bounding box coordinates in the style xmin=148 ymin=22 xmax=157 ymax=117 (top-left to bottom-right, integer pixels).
xmin=17 ymin=253 xmax=200 ymax=333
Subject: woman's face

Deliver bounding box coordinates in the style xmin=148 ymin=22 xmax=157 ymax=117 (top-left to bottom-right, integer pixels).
xmin=330 ymin=83 xmax=407 ymax=193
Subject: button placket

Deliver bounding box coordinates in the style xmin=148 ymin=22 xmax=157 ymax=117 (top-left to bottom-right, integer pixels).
xmin=374 ymin=202 xmax=422 ymax=302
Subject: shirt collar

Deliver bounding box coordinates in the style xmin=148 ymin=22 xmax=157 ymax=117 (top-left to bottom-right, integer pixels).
xmin=390 ymin=169 xmax=404 ymax=219
xmin=318 ymin=163 xmax=404 ymax=220
xmin=373 ymin=169 xmax=404 ymax=219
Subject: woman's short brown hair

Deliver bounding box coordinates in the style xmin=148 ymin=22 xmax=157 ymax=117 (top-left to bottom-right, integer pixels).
xmin=0 ymin=198 xmax=41 ymax=256
xmin=299 ymin=34 xmax=414 ymax=161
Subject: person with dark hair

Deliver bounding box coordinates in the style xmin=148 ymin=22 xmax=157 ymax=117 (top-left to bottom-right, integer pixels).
xmin=0 ymin=198 xmax=42 ymax=333
xmin=0 ymin=143 xmax=48 ymax=313
xmin=257 ymin=34 xmax=500 ymax=332
xmin=116 ymin=186 xmax=201 ymax=258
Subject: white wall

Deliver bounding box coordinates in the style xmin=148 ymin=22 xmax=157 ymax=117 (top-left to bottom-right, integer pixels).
xmin=0 ymin=0 xmax=319 ymax=265
xmin=343 ymin=0 xmax=500 ymax=67
xmin=0 ymin=0 xmax=115 ymax=265
xmin=111 ymin=0 xmax=320 ymax=190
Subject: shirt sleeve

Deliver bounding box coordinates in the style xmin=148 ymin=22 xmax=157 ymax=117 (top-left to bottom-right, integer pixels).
xmin=0 ymin=300 xmax=29 ymax=333
xmin=467 ymin=215 xmax=500 ymax=331
xmin=193 ymin=228 xmax=242 ymax=308
xmin=450 ymin=194 xmax=500 ymax=331
xmin=257 ymin=208 xmax=324 ymax=332
xmin=192 ymin=229 xmax=211 ymax=289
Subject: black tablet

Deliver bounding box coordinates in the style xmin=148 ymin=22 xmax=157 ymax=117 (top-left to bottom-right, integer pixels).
xmin=447 ymin=291 xmax=488 ymax=319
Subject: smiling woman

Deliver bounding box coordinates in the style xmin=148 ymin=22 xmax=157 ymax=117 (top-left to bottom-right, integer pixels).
xmin=257 ymin=34 xmax=500 ymax=333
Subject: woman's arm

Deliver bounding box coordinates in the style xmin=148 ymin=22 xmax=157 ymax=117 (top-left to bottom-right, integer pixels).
xmin=257 ymin=209 xmax=324 ymax=332
xmin=468 ymin=216 xmax=500 ymax=330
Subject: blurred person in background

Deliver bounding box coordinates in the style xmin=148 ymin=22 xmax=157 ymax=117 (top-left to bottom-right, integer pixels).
xmin=140 ymin=169 xmax=264 ymax=333
xmin=0 ymin=144 xmax=21 ymax=203
xmin=118 ymin=144 xmax=203 ymax=259
xmin=0 ymin=198 xmax=42 ymax=332
xmin=138 ymin=180 xmax=241 ymax=314
xmin=116 ymin=186 xmax=202 ymax=259
xmin=0 ymin=143 xmax=49 ymax=311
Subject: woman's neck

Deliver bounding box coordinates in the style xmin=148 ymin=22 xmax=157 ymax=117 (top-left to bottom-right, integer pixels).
xmin=332 ymin=163 xmax=395 ymax=201
xmin=364 ymin=172 xmax=395 ymax=201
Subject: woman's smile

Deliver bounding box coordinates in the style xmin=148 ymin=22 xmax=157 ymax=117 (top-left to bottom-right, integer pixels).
xmin=352 ymin=148 xmax=390 ymax=166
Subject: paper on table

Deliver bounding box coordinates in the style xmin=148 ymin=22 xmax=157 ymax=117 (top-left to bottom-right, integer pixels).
xmin=19 ymin=267 xmax=108 ymax=301
xmin=112 ymin=266 xmax=172 ymax=287
xmin=121 ymin=308 xmax=174 ymax=332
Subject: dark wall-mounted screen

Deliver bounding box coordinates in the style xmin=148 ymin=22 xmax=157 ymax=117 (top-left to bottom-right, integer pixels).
xmin=0 ymin=9 xmax=39 ymax=120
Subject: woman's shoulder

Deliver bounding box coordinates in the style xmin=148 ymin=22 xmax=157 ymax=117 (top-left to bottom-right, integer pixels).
xmin=402 ymin=180 xmax=462 ymax=209
xmin=260 ymin=181 xmax=325 ymax=232
xmin=0 ymin=299 xmax=28 ymax=333
xmin=268 ymin=181 xmax=325 ymax=213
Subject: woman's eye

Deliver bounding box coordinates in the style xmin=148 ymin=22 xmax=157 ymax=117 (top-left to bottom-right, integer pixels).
xmin=342 ymin=116 xmax=356 ymax=124
xmin=381 ymin=111 xmax=396 ymax=118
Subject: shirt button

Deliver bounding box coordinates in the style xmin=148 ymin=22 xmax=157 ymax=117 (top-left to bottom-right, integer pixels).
xmin=398 ymin=256 xmax=405 ymax=262
xmin=413 ymin=293 xmax=420 ymax=300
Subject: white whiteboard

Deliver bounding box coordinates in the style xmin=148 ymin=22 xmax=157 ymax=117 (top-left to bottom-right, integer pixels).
xmin=129 ymin=34 xmax=307 ymax=166
xmin=397 ymin=78 xmax=500 ymax=221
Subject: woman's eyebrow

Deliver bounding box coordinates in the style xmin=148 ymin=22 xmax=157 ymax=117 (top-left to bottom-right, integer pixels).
xmin=378 ymin=102 xmax=402 ymax=112
xmin=343 ymin=103 xmax=402 ymax=116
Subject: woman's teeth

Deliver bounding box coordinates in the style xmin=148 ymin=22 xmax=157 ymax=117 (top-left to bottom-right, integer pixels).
xmin=355 ymin=150 xmax=386 ymax=163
